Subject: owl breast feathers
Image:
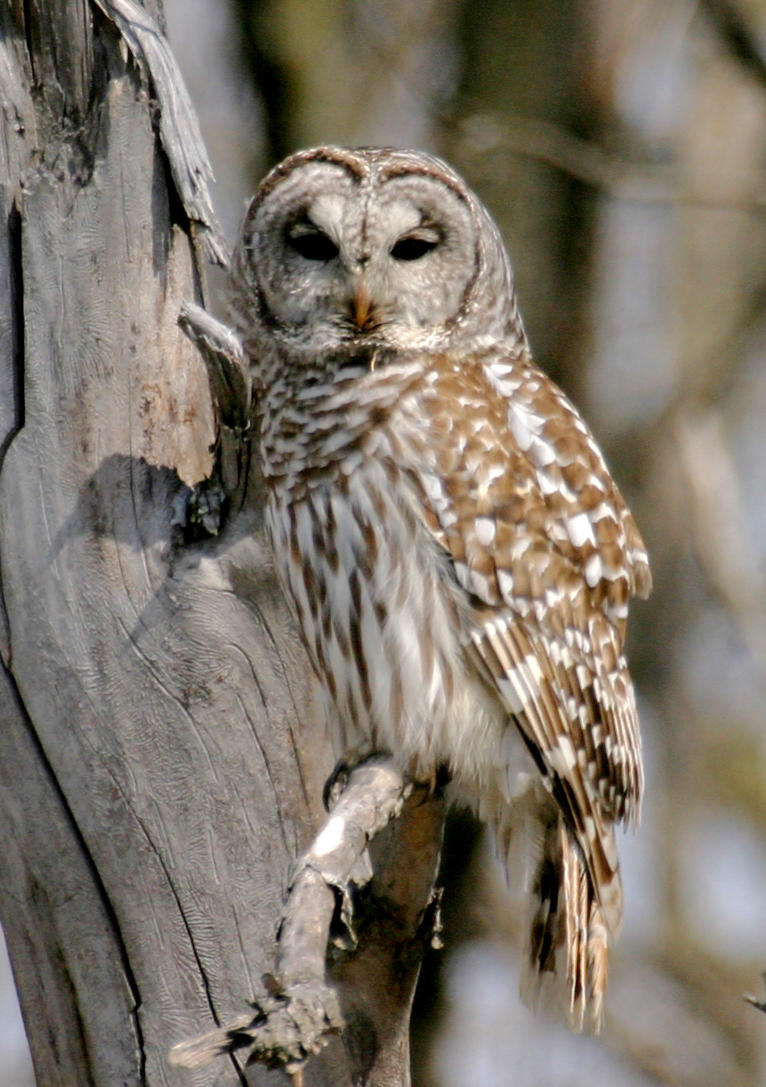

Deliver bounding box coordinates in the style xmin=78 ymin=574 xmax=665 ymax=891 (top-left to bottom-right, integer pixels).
xmin=231 ymin=146 xmax=651 ymax=1033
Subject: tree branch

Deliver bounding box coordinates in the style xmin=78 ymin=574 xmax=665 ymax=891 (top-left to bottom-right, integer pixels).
xmin=169 ymin=758 xmax=420 ymax=1074
xmin=451 ymin=112 xmax=766 ymax=213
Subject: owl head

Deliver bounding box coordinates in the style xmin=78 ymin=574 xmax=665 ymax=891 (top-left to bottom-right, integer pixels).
xmin=231 ymin=147 xmax=528 ymax=374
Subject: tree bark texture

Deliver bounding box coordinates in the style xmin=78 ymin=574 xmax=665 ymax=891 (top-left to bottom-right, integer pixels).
xmin=0 ymin=4 xmax=442 ymax=1085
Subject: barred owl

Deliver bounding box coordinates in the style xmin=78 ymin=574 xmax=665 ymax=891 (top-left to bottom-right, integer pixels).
xmin=231 ymin=146 xmax=651 ymax=1032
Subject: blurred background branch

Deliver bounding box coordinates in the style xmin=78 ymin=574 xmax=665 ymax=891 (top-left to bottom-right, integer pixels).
xmin=700 ymin=0 xmax=766 ymax=89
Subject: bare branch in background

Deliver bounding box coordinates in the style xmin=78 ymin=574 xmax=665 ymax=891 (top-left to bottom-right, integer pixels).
xmin=745 ymin=973 xmax=766 ymax=1014
xmin=675 ymin=410 xmax=766 ymax=680
xmin=700 ymin=0 xmax=766 ymax=90
xmin=451 ymin=112 xmax=766 ymax=214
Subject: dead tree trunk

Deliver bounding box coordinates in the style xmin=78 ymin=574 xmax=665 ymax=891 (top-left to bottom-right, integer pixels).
xmin=0 ymin=3 xmax=442 ymax=1084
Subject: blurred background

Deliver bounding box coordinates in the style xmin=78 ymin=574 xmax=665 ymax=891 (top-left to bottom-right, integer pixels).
xmin=3 ymin=0 xmax=766 ymax=1083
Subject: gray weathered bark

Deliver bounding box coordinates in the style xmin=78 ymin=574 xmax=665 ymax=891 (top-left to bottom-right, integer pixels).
xmin=0 ymin=3 xmax=442 ymax=1085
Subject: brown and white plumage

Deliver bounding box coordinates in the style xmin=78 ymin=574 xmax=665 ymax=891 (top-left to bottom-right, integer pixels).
xmin=231 ymin=146 xmax=651 ymax=1032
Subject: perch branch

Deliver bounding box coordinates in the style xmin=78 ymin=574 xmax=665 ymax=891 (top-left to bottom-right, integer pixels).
xmin=169 ymin=757 xmax=413 ymax=1073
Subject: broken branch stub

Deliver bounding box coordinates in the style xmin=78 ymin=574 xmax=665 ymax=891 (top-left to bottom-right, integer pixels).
xmin=178 ymin=302 xmax=250 ymax=431
xmin=176 ymin=302 xmax=252 ymax=530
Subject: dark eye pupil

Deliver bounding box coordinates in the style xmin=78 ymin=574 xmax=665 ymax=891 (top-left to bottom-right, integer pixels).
xmin=288 ymin=230 xmax=339 ymax=261
xmin=390 ymin=236 xmax=438 ymax=261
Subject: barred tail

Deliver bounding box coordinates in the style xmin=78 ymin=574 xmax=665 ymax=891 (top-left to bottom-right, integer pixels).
xmin=520 ymin=815 xmax=619 ymax=1034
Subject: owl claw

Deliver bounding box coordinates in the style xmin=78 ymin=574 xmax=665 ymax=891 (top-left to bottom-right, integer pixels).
xmin=323 ymin=751 xmax=397 ymax=810
xmin=323 ymin=759 xmax=351 ymax=811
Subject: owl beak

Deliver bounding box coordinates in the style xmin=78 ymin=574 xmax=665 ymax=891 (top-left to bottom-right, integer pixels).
xmin=351 ymin=277 xmax=375 ymax=331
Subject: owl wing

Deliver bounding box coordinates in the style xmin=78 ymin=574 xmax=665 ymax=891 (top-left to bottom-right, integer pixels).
xmin=407 ymin=351 xmax=651 ymax=928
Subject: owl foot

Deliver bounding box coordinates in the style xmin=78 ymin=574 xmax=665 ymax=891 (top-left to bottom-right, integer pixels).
xmin=322 ymin=750 xmax=400 ymax=810
xmin=322 ymin=756 xmax=353 ymax=811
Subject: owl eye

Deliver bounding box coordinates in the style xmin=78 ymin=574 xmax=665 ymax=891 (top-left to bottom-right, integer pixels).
xmin=287 ymin=223 xmax=339 ymax=262
xmin=390 ymin=231 xmax=440 ymax=261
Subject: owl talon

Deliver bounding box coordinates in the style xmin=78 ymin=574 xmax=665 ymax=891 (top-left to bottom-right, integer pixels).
xmin=323 ymin=758 xmax=352 ymax=811
xmin=323 ymin=752 xmax=396 ymax=810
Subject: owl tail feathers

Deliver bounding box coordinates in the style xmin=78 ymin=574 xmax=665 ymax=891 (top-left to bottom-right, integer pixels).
xmin=519 ymin=818 xmax=615 ymax=1034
